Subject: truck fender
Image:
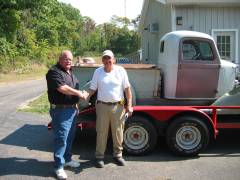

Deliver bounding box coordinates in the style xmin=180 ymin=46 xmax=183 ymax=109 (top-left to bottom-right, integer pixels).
xmin=167 ymin=110 xmax=216 ymax=137
xmin=132 ymin=106 xmax=215 ymax=138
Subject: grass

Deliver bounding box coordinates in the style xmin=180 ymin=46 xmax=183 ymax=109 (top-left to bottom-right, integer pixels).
xmin=0 ymin=64 xmax=49 ymax=114
xmin=0 ymin=64 xmax=48 ymax=84
xmin=19 ymin=92 xmax=49 ymax=114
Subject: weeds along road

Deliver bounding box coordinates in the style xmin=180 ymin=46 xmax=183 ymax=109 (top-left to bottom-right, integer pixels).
xmin=0 ymin=79 xmax=240 ymax=180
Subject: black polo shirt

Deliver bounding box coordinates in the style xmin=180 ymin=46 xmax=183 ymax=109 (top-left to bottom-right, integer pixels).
xmin=46 ymin=64 xmax=80 ymax=105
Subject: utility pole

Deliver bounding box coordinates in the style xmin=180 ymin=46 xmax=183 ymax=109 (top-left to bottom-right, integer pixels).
xmin=124 ymin=0 xmax=126 ymax=18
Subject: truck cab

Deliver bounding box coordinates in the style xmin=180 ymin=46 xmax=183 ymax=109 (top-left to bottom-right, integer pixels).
xmin=158 ymin=31 xmax=236 ymax=100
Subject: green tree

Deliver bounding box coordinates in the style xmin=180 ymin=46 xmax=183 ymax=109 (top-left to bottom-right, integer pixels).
xmin=0 ymin=9 xmax=20 ymax=42
xmin=99 ymin=20 xmax=140 ymax=56
xmin=0 ymin=0 xmax=141 ymax=73
xmin=109 ymin=27 xmax=140 ymax=55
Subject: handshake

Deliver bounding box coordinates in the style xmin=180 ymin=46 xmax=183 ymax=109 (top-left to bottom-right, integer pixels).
xmin=79 ymin=90 xmax=89 ymax=100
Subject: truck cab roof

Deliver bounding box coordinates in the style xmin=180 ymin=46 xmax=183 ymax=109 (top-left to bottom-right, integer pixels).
xmin=162 ymin=30 xmax=214 ymax=42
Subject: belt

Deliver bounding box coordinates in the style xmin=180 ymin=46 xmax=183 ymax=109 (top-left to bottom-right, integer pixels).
xmin=97 ymin=100 xmax=121 ymax=105
xmin=50 ymin=104 xmax=78 ymax=109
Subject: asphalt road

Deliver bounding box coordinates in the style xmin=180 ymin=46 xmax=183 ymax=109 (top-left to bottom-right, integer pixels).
xmin=0 ymin=79 xmax=240 ymax=180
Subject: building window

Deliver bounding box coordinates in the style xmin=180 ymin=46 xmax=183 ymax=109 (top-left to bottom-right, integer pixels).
xmin=217 ymin=35 xmax=231 ymax=60
xmin=212 ymin=29 xmax=238 ymax=63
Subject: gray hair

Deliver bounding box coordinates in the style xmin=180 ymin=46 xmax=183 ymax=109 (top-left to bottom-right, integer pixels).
xmin=59 ymin=50 xmax=72 ymax=61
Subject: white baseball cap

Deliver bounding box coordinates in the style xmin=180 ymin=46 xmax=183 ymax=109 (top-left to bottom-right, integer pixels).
xmin=102 ymin=50 xmax=114 ymax=59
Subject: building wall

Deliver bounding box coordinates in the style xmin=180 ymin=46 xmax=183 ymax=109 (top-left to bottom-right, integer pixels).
xmin=175 ymin=6 xmax=240 ymax=63
xmin=141 ymin=1 xmax=172 ymax=64
xmin=166 ymin=0 xmax=240 ymax=4
xmin=141 ymin=1 xmax=240 ymax=64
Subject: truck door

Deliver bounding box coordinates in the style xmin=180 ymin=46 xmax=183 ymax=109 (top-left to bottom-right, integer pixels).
xmin=176 ymin=38 xmax=220 ymax=98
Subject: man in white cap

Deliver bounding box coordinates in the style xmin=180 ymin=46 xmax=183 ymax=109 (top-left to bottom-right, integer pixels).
xmin=87 ymin=49 xmax=133 ymax=168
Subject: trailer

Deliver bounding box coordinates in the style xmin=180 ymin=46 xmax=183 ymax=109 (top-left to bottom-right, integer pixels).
xmin=74 ymin=104 xmax=240 ymax=156
xmin=47 ymin=76 xmax=240 ymax=157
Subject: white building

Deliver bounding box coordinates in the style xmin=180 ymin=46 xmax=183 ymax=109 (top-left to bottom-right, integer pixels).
xmin=139 ymin=0 xmax=240 ymax=65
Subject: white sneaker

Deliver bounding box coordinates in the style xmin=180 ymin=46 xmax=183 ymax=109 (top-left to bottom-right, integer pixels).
xmin=65 ymin=160 xmax=80 ymax=168
xmin=54 ymin=168 xmax=67 ymax=180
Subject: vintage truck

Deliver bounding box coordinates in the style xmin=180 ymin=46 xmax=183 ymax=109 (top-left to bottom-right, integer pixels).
xmin=74 ymin=31 xmax=237 ymax=108
xmin=50 ymin=31 xmax=240 ymax=156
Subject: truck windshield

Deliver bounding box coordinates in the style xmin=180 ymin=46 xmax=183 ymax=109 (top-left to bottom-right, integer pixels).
xmin=182 ymin=40 xmax=214 ymax=61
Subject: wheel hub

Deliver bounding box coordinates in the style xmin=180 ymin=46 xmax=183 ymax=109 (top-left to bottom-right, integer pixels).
xmin=176 ymin=126 xmax=201 ymax=150
xmin=124 ymin=125 xmax=149 ymax=150
xmin=132 ymin=132 xmax=140 ymax=139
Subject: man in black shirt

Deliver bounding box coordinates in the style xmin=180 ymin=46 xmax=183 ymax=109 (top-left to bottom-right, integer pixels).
xmin=46 ymin=50 xmax=87 ymax=179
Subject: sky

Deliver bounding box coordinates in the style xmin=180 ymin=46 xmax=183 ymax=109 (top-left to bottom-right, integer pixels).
xmin=58 ymin=0 xmax=144 ymax=24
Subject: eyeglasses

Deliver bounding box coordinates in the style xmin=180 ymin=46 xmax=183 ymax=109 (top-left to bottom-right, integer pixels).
xmin=63 ymin=57 xmax=72 ymax=61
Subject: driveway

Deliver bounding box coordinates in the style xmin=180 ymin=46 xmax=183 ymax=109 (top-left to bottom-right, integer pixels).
xmin=0 ymin=79 xmax=240 ymax=180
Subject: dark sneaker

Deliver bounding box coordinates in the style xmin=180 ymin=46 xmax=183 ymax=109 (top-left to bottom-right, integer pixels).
xmin=95 ymin=158 xmax=104 ymax=168
xmin=113 ymin=157 xmax=126 ymax=166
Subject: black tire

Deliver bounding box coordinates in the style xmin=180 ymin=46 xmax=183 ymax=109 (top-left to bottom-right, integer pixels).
xmin=123 ymin=116 xmax=157 ymax=155
xmin=166 ymin=116 xmax=210 ymax=156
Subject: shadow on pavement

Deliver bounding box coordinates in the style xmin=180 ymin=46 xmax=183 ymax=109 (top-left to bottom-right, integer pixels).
xmin=0 ymin=124 xmax=53 ymax=152
xmin=73 ymin=131 xmax=194 ymax=165
xmin=0 ymin=124 xmax=240 ymax=173
xmin=0 ymin=157 xmax=53 ymax=178
xmin=200 ymin=129 xmax=240 ymax=157
xmin=73 ymin=128 xmax=240 ymax=164
xmin=73 ymin=126 xmax=240 ymax=160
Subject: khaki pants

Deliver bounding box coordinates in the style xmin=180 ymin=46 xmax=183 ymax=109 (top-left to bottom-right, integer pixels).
xmin=95 ymin=103 xmax=125 ymax=159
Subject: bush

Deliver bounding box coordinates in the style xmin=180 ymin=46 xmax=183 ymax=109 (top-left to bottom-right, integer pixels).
xmin=13 ymin=56 xmax=31 ymax=74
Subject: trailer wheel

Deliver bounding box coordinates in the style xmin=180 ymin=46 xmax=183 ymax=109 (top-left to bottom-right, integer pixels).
xmin=123 ymin=116 xmax=157 ymax=155
xmin=166 ymin=116 xmax=209 ymax=156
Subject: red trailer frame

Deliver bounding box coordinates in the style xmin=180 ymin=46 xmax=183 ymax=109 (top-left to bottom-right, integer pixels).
xmin=48 ymin=105 xmax=240 ymax=156
xmin=76 ymin=105 xmax=240 ymax=132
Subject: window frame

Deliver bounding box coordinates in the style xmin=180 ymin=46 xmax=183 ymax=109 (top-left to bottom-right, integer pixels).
xmin=212 ymin=29 xmax=238 ymax=63
xmin=179 ymin=37 xmax=218 ymax=63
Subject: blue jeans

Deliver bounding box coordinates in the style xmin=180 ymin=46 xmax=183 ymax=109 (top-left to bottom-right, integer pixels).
xmin=50 ymin=107 xmax=77 ymax=169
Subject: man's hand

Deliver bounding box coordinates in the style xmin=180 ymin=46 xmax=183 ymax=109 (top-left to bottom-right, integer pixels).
xmin=57 ymin=85 xmax=89 ymax=100
xmin=126 ymin=105 xmax=133 ymax=117
xmin=82 ymin=90 xmax=89 ymax=100
xmin=76 ymin=90 xmax=89 ymax=100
